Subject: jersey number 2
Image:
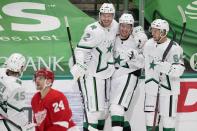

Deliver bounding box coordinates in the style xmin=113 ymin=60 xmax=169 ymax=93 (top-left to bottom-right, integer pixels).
xmin=52 ymin=100 xmax=65 ymax=113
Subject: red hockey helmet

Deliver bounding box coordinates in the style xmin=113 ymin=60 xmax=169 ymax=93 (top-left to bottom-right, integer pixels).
xmin=34 ymin=68 xmax=54 ymax=83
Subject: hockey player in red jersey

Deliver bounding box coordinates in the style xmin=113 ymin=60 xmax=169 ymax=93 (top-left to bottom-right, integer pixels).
xmin=31 ymin=68 xmax=79 ymax=131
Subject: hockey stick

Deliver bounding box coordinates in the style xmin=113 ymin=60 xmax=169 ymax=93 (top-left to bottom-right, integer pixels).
xmin=0 ymin=114 xmax=36 ymax=131
xmin=0 ymin=114 xmax=22 ymax=131
xmin=177 ymin=5 xmax=187 ymax=45
xmin=152 ymin=38 xmax=174 ymax=131
xmin=0 ymin=102 xmax=36 ymax=131
xmin=64 ymin=17 xmax=98 ymax=131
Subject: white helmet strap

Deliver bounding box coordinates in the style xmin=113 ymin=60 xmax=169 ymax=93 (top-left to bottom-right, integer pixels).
xmin=158 ymin=33 xmax=167 ymax=43
xmin=40 ymin=79 xmax=51 ymax=93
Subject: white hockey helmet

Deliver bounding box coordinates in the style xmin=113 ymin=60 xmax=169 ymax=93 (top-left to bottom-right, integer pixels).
xmin=133 ymin=26 xmax=145 ymax=35
xmin=99 ymin=3 xmax=115 ymax=14
xmin=151 ymin=19 xmax=169 ymax=32
xmin=119 ymin=13 xmax=134 ymax=25
xmin=6 ymin=53 xmax=26 ymax=73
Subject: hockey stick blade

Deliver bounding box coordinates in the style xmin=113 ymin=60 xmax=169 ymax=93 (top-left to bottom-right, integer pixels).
xmin=0 ymin=114 xmax=37 ymax=131
xmin=177 ymin=5 xmax=186 ymax=23
xmin=64 ymin=16 xmax=69 ymax=28
xmin=64 ymin=16 xmax=73 ymax=43
xmin=177 ymin=5 xmax=187 ymax=45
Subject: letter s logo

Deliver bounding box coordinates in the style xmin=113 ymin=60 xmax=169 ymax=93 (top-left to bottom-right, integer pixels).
xmin=2 ymin=2 xmax=60 ymax=32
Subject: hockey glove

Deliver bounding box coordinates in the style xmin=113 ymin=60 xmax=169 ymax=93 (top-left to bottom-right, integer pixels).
xmin=155 ymin=61 xmax=172 ymax=75
xmin=120 ymin=49 xmax=138 ymax=62
xmin=70 ymin=63 xmax=87 ymax=80
xmin=127 ymin=54 xmax=145 ymax=68
xmin=126 ymin=49 xmax=138 ymax=60
xmin=133 ymin=32 xmax=148 ymax=49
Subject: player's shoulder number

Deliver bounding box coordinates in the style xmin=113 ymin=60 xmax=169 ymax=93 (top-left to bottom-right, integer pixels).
xmin=52 ymin=100 xmax=65 ymax=113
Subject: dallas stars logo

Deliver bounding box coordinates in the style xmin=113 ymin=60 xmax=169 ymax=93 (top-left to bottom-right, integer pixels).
xmin=114 ymin=55 xmax=124 ymax=65
xmin=90 ymin=25 xmax=97 ymax=30
xmin=107 ymin=44 xmax=113 ymax=53
xmin=149 ymin=60 xmax=157 ymax=70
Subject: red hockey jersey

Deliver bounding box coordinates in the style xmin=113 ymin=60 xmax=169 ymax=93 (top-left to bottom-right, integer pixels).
xmin=31 ymin=88 xmax=75 ymax=131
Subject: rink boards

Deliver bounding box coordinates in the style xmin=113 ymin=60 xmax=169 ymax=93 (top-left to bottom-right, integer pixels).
xmin=22 ymin=77 xmax=197 ymax=131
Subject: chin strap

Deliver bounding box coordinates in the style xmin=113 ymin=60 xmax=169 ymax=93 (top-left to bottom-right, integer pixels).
xmin=157 ymin=34 xmax=167 ymax=44
xmin=19 ymin=72 xmax=23 ymax=78
xmin=40 ymin=80 xmax=52 ymax=93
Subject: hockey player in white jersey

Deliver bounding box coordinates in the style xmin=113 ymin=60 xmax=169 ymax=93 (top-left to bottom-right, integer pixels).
xmin=0 ymin=53 xmax=33 ymax=131
xmin=110 ymin=13 xmax=148 ymax=131
xmin=143 ymin=19 xmax=185 ymax=131
xmin=70 ymin=3 xmax=118 ymax=131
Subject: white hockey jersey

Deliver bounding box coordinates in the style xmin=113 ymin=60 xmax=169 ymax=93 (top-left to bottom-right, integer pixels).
xmin=0 ymin=68 xmax=28 ymax=129
xmin=112 ymin=35 xmax=144 ymax=78
xmin=143 ymin=38 xmax=185 ymax=95
xmin=75 ymin=20 xmax=118 ymax=79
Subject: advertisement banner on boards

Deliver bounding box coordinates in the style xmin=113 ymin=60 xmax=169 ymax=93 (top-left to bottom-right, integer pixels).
xmin=0 ymin=0 xmax=94 ymax=77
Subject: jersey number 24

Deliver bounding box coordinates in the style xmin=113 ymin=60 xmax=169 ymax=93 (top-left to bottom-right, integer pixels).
xmin=52 ymin=100 xmax=65 ymax=113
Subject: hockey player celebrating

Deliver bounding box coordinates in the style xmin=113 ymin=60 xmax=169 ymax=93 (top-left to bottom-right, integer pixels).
xmin=0 ymin=53 xmax=33 ymax=131
xmin=110 ymin=13 xmax=147 ymax=131
xmin=143 ymin=19 xmax=185 ymax=131
xmin=70 ymin=3 xmax=118 ymax=131
xmin=31 ymin=68 xmax=79 ymax=131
